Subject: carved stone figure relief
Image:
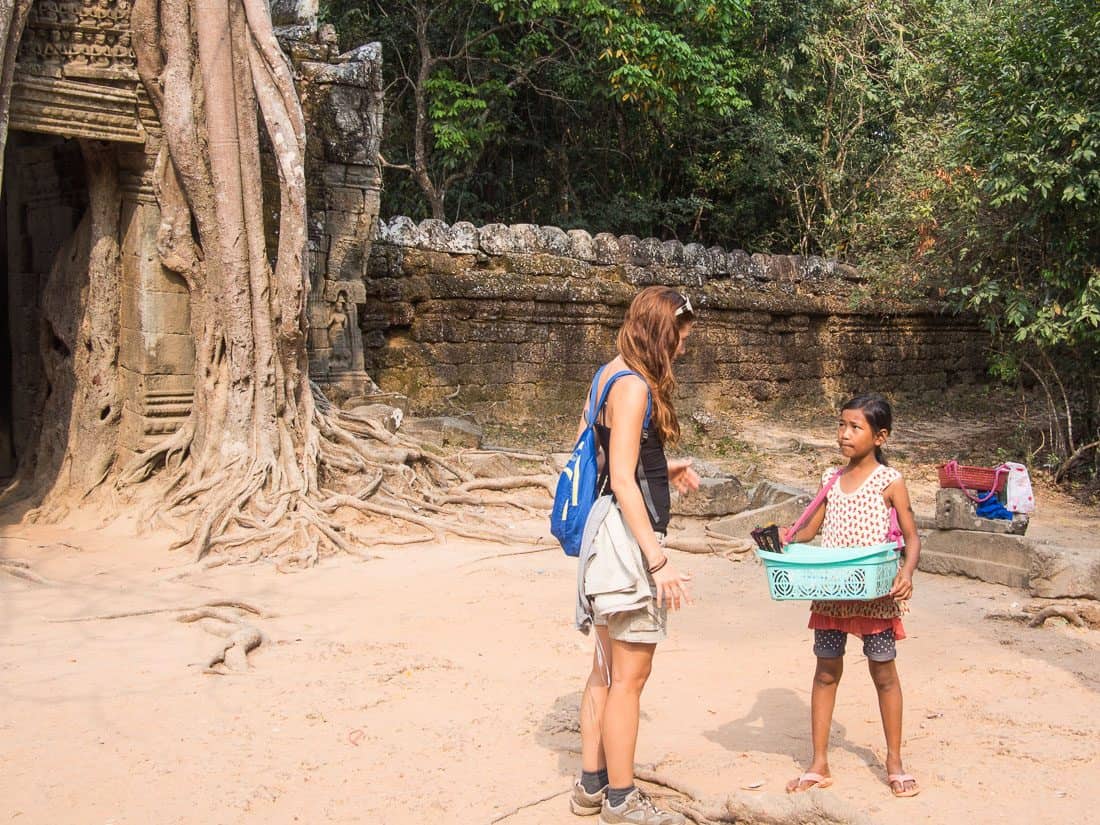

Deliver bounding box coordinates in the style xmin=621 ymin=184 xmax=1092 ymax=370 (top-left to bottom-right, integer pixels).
xmin=18 ymin=0 xmax=137 ymax=81
xmin=327 ymin=291 xmax=353 ymax=371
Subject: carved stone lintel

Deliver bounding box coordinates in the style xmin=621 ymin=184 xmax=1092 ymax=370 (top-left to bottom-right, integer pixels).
xmin=9 ymin=75 xmax=144 ymax=143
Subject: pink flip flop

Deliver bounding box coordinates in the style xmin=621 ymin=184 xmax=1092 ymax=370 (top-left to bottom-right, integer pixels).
xmin=786 ymin=772 xmax=834 ymax=793
xmin=888 ymin=773 xmax=920 ymax=797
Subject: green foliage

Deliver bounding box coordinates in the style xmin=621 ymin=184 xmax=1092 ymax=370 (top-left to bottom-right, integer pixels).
xmin=319 ymin=0 xmax=1100 ymax=479
xmin=321 ymin=0 xmax=749 ymax=223
xmin=930 ymin=0 xmax=1100 ymax=477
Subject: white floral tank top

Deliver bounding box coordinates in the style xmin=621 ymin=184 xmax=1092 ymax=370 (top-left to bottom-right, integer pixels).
xmin=819 ymin=464 xmax=901 ymax=549
xmin=812 ymin=463 xmax=905 ymax=620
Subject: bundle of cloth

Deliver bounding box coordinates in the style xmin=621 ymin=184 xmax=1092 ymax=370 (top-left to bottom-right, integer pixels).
xmin=975 ymin=494 xmax=1014 ymax=520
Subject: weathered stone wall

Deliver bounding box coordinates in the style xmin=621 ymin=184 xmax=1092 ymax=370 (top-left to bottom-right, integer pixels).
xmin=362 ymin=217 xmax=987 ymax=423
xmin=280 ymin=30 xmax=383 ymax=396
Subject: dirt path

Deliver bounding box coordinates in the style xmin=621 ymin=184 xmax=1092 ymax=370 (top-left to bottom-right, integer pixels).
xmin=2 ymin=504 xmax=1098 ymax=824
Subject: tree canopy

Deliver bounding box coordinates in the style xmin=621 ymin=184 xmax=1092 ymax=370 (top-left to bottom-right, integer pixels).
xmin=323 ymin=0 xmax=1100 ymax=484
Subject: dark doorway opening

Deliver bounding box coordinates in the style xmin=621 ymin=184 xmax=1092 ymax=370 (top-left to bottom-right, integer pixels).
xmin=0 ymin=132 xmax=87 ymax=479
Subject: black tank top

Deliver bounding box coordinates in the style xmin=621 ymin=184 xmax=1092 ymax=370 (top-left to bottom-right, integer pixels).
xmin=594 ymin=420 xmax=671 ymax=534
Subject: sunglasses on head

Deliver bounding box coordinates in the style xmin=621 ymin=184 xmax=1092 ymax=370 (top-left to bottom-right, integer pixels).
xmin=675 ymin=294 xmax=693 ymax=316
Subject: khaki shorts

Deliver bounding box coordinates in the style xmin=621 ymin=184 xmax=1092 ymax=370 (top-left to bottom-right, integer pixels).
xmin=595 ymin=599 xmax=668 ymax=644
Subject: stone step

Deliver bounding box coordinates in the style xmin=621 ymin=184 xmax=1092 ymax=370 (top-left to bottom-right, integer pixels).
xmin=708 ymin=494 xmax=811 ymax=541
xmin=919 ymin=528 xmax=1033 ymax=569
xmin=918 ymin=549 xmax=1029 ymax=590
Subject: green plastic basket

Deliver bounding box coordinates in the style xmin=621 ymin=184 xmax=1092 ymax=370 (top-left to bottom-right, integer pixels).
xmin=755 ymin=543 xmax=900 ymax=601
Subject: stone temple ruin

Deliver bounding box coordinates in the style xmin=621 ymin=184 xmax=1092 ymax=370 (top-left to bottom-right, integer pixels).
xmin=0 ymin=3 xmax=987 ymax=480
xmin=0 ymin=1 xmax=383 ymax=476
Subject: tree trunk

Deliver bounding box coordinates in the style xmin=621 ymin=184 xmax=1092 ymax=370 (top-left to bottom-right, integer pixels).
xmin=1 ymin=0 xmax=525 ymax=560
xmin=44 ymin=140 xmax=123 ymax=503
xmin=7 ymin=140 xmax=122 ymax=520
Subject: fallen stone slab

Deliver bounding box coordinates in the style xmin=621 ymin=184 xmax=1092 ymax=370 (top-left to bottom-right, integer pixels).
xmin=1029 ymin=542 xmax=1100 ymax=600
xmin=346 ymin=403 xmax=403 ymax=432
xmin=918 ymin=529 xmax=1032 ymax=589
xmin=918 ymin=529 xmax=1100 ymax=600
xmin=919 ymin=548 xmax=1030 ymax=589
xmin=458 ymin=451 xmax=521 ymax=479
xmin=457 ymin=450 xmax=546 ymax=479
xmin=672 ymin=476 xmax=750 ymax=517
xmin=708 ymin=493 xmax=812 ymax=541
xmin=343 ymin=391 xmax=408 ymax=414
xmin=400 ymin=415 xmax=483 ymax=448
xmin=748 ymin=480 xmax=809 ymax=509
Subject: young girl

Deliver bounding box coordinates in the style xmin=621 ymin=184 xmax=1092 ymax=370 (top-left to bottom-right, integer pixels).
xmin=571 ymin=286 xmax=698 ymax=825
xmin=785 ymin=393 xmax=922 ymax=798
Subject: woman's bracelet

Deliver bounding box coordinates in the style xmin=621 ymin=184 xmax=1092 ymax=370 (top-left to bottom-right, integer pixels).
xmin=647 ymin=557 xmax=668 ymax=574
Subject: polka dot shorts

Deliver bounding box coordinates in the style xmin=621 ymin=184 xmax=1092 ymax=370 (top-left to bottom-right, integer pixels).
xmin=813 ymin=628 xmax=896 ymax=662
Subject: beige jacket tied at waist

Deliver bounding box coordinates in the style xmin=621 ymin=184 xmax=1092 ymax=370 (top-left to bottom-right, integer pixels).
xmin=575 ymin=495 xmax=656 ymax=634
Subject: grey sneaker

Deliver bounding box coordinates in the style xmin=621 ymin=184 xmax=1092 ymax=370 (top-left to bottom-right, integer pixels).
xmin=598 ymin=789 xmax=685 ymax=825
xmin=570 ymin=779 xmax=607 ymax=815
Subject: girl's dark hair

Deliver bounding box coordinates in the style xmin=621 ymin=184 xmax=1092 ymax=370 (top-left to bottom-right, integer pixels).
xmin=841 ymin=393 xmax=893 ymax=465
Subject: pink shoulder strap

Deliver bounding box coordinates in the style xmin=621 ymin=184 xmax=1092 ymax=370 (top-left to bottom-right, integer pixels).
xmin=783 ymin=470 xmax=843 ymax=545
xmin=883 ymin=468 xmax=905 ymax=548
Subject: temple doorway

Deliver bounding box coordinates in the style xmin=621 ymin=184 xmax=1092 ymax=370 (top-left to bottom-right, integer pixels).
xmin=0 ymin=132 xmax=88 ymax=478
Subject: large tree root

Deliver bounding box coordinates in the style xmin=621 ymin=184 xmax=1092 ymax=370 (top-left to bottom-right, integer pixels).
xmin=48 ymin=600 xmax=265 ymax=673
xmin=489 ymin=788 xmax=571 ymax=823
xmin=986 ymin=600 xmax=1100 ymax=630
xmin=1027 ymin=604 xmax=1100 ymax=629
xmin=51 ymin=600 xmax=266 ymax=623
xmin=664 ymin=535 xmax=753 ymax=555
xmin=634 ymin=768 xmax=875 ymax=825
xmin=119 ymin=398 xmax=554 ymax=564
xmin=177 ymin=605 xmax=264 ymax=672
xmin=0 ymin=558 xmax=52 ymax=585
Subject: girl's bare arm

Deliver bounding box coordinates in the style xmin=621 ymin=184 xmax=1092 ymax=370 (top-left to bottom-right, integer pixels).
xmin=788 ymin=497 xmax=828 ymax=544
xmin=885 ymin=478 xmax=920 ymax=597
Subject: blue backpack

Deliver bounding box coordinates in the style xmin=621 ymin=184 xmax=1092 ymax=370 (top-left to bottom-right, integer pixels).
xmin=550 ymin=366 xmax=652 ymax=557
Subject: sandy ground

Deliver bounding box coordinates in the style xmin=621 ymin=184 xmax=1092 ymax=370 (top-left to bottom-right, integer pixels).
xmin=2 ymin=417 xmax=1099 ymax=825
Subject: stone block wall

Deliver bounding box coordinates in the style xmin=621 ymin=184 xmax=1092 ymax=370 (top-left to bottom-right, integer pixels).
xmin=116 ymin=147 xmax=196 ymax=458
xmin=284 ymin=31 xmax=384 ymax=397
xmin=362 ymin=217 xmax=987 ymax=423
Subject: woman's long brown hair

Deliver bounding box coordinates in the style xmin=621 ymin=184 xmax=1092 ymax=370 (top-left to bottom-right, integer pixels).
xmin=616 ymin=286 xmax=695 ymax=445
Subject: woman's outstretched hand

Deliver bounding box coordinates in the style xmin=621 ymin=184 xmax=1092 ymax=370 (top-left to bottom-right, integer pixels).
xmin=668 ymin=458 xmax=701 ymax=495
xmin=651 ymin=561 xmax=693 ymax=610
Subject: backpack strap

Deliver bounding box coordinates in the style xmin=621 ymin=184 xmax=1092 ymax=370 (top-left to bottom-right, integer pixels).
xmin=590 ymin=369 xmax=652 ymax=429
xmin=585 ymin=364 xmax=608 ymax=426
xmin=635 ymin=458 xmax=659 ymax=525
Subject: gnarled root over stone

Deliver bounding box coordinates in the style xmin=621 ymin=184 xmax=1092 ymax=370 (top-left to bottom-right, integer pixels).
xmin=634 ymin=767 xmax=875 ymax=825
xmin=177 ymin=604 xmax=265 ymax=673
xmin=120 ymin=398 xmax=555 ymax=564
xmin=986 ymin=600 xmax=1100 ymax=630
xmin=77 ymin=0 xmax=559 ymax=568
xmin=49 ymin=599 xmax=266 ymax=673
xmin=1025 ymin=602 xmax=1100 ymax=629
